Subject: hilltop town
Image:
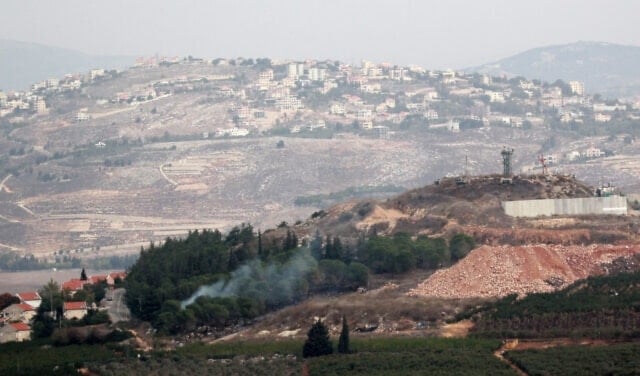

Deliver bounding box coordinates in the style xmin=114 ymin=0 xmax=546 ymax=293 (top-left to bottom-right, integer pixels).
xmin=1 ymin=55 xmax=640 ymax=261
xmin=4 ymin=56 xmax=640 ymax=158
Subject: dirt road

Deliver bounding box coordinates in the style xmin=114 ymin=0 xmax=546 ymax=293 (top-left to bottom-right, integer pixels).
xmin=107 ymin=288 xmax=131 ymax=323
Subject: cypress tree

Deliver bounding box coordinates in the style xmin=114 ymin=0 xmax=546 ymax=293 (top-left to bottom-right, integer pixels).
xmin=325 ymin=235 xmax=334 ymax=259
xmin=310 ymin=230 xmax=323 ymax=260
xmin=284 ymin=230 xmax=293 ymax=250
xmin=332 ymin=237 xmax=343 ymax=260
xmin=338 ymin=315 xmax=350 ymax=354
xmin=80 ymin=268 xmax=88 ymax=281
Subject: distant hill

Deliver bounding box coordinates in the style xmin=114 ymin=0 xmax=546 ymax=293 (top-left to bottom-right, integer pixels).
xmin=469 ymin=41 xmax=640 ymax=98
xmin=0 ymin=39 xmax=133 ymax=91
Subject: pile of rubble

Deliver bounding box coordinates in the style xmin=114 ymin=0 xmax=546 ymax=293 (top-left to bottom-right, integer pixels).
xmin=408 ymin=244 xmax=640 ymax=299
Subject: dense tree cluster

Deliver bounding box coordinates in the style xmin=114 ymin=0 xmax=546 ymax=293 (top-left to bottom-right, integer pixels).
xmin=125 ymin=225 xmax=371 ymax=333
xmin=357 ymin=233 xmax=473 ymax=274
xmin=125 ymin=227 xmax=256 ymax=323
xmin=124 ymin=224 xmax=476 ymax=334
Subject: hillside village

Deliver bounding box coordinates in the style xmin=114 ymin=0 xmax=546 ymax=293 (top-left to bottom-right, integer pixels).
xmin=0 ymin=270 xmax=126 ymax=343
xmin=2 ymin=56 xmax=640 ymax=163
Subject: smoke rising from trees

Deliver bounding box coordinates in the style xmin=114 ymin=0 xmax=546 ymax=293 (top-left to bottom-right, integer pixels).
xmin=181 ymin=248 xmax=318 ymax=309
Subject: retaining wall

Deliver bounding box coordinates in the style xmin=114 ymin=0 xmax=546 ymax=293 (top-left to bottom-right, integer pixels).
xmin=502 ymin=195 xmax=628 ymax=218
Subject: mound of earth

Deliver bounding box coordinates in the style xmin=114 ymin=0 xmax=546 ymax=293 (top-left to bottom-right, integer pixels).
xmin=389 ymin=174 xmax=594 ymax=214
xmin=310 ymin=174 xmax=639 ymax=247
xmin=408 ymin=244 xmax=640 ymax=299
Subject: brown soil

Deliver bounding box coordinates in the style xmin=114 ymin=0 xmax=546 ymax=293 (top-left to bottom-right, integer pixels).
xmin=409 ymin=243 xmax=640 ymax=298
xmin=439 ymin=320 xmax=473 ymax=338
xmin=505 ymin=338 xmax=615 ymax=351
xmin=356 ymin=205 xmax=407 ymax=230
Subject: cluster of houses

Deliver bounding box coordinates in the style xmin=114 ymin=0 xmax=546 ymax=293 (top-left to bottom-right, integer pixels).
xmin=0 ymin=69 xmax=111 ymax=120
xmin=5 ymin=54 xmax=640 ymax=150
xmin=0 ymin=271 xmax=126 ymax=343
xmin=202 ymin=57 xmax=640 ymax=139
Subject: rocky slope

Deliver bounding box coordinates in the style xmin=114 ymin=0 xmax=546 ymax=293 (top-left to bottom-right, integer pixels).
xmin=312 ymin=174 xmax=639 ymax=245
xmin=409 ymin=244 xmax=640 ymax=299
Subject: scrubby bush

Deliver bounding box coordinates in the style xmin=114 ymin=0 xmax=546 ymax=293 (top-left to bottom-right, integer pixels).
xmin=303 ymin=320 xmax=333 ymax=358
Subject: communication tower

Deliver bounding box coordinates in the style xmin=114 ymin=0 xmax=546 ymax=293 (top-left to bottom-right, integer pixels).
xmin=501 ymin=147 xmax=514 ymax=177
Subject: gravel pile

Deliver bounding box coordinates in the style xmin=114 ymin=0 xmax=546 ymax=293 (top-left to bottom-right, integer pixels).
xmin=409 ymin=244 xmax=640 ymax=298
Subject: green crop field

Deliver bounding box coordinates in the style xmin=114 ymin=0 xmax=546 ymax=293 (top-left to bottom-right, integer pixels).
xmin=505 ymin=342 xmax=640 ymax=376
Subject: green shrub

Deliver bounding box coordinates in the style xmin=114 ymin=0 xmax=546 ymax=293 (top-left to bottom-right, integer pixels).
xmin=303 ymin=320 xmax=333 ymax=358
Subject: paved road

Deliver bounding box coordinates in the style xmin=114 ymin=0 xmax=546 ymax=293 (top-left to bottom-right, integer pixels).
xmin=107 ymin=288 xmax=131 ymax=323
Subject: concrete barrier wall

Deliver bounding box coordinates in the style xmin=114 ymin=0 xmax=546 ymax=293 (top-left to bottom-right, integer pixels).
xmin=502 ymin=196 xmax=628 ymax=218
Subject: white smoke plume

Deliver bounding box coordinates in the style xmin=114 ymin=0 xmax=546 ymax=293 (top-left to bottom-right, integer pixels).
xmin=181 ymin=247 xmax=317 ymax=309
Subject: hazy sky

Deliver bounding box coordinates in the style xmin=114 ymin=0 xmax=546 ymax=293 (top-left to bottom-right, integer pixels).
xmin=2 ymin=0 xmax=640 ymax=69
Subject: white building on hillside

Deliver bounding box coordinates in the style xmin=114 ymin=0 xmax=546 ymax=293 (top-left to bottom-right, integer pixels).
xmin=569 ymin=81 xmax=585 ymax=96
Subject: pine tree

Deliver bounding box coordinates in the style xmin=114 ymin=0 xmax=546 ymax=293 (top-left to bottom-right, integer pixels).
xmin=80 ymin=268 xmax=88 ymax=281
xmin=257 ymin=229 xmax=263 ymax=257
xmin=303 ymin=320 xmax=333 ymax=358
xmin=325 ymin=235 xmax=333 ymax=259
xmin=338 ymin=315 xmax=350 ymax=354
xmin=284 ymin=230 xmax=293 ymax=250
xmin=310 ymin=230 xmax=323 ymax=260
xmin=342 ymin=243 xmax=354 ymax=263
xmin=332 ymin=237 xmax=343 ymax=260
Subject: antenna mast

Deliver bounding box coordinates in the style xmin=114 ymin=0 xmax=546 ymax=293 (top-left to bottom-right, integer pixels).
xmin=501 ymin=147 xmax=514 ymax=177
xmin=465 ymin=155 xmax=468 ymax=177
xmin=538 ymin=154 xmax=548 ymax=175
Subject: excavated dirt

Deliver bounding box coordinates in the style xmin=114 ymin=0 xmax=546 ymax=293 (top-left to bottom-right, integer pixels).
xmin=409 ymin=244 xmax=640 ymax=299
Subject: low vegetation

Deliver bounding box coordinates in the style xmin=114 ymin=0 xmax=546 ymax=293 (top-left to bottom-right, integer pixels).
xmin=0 ymin=340 xmax=129 ymax=376
xmin=95 ymin=337 xmax=511 ymax=375
xmin=294 ymin=185 xmax=405 ymax=207
xmin=505 ymin=342 xmax=640 ymax=376
xmin=307 ymin=337 xmax=512 ymax=376
xmin=464 ymin=270 xmax=640 ymax=339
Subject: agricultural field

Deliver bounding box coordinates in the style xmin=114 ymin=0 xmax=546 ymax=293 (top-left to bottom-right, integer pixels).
xmin=0 ymin=336 xmax=515 ymax=376
xmin=0 ymin=340 xmax=126 ymax=376
xmin=505 ymin=342 xmax=640 ymax=376
xmin=465 ymin=270 xmax=640 ymax=339
xmin=94 ymin=337 xmax=514 ymax=376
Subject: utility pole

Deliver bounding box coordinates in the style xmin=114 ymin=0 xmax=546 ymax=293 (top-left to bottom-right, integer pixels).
xmin=465 ymin=155 xmax=468 ymax=178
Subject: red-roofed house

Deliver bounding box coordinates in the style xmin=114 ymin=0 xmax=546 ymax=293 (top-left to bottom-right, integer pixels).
xmin=62 ymin=279 xmax=87 ymax=294
xmin=16 ymin=291 xmax=41 ymax=308
xmin=63 ymin=301 xmax=88 ymax=320
xmin=107 ymin=271 xmax=127 ymax=286
xmin=89 ymin=275 xmax=107 ymax=285
xmin=0 ymin=322 xmax=31 ymax=343
xmin=1 ymin=303 xmax=36 ymax=323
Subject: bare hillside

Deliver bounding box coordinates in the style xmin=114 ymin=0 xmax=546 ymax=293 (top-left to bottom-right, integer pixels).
xmin=311 ymin=174 xmax=639 ymax=246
